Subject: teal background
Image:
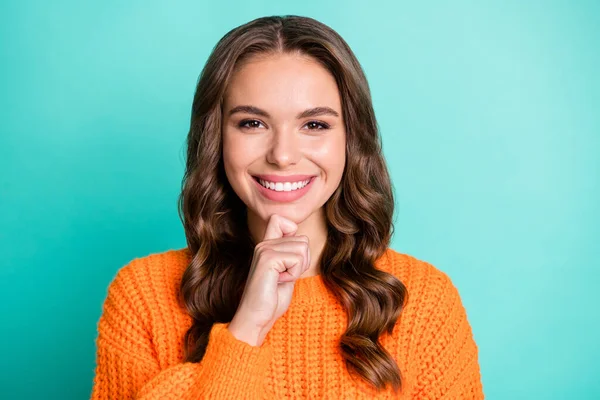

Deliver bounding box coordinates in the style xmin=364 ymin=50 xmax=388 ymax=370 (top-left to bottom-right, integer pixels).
xmin=1 ymin=0 xmax=598 ymax=398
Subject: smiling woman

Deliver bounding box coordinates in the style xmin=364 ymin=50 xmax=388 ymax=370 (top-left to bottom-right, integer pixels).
xmin=91 ymin=15 xmax=484 ymax=399
xmin=222 ymin=52 xmax=346 ymax=264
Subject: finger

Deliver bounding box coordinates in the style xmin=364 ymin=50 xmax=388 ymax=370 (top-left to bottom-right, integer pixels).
xmin=262 ymin=235 xmax=309 ymax=245
xmin=270 ymin=252 xmax=305 ymax=282
xmin=262 ymin=214 xmax=298 ymax=241
xmin=262 ymin=241 xmax=308 ymax=258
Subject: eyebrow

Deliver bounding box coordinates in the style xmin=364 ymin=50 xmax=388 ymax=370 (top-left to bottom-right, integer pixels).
xmin=228 ymin=105 xmax=340 ymax=119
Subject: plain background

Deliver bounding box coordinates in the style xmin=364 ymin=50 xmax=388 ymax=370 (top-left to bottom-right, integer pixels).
xmin=1 ymin=1 xmax=599 ymax=399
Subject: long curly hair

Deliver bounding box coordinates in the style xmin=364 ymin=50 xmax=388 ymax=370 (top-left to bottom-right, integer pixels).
xmin=177 ymin=15 xmax=409 ymax=393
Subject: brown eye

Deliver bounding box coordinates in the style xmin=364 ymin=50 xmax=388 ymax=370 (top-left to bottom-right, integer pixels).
xmin=238 ymin=119 xmax=264 ymax=129
xmin=304 ymin=121 xmax=330 ymax=130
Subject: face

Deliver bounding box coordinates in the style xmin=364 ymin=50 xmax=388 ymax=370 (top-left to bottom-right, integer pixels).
xmin=222 ymin=53 xmax=346 ymax=226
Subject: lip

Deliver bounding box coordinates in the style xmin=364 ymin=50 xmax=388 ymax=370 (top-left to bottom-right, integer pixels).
xmin=252 ymin=174 xmax=316 ymax=183
xmin=252 ymin=175 xmax=316 ymax=203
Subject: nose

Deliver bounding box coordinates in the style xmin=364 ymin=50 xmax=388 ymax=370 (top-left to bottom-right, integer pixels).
xmin=266 ymin=127 xmax=300 ymax=168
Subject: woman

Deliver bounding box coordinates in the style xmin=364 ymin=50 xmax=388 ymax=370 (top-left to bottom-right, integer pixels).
xmin=91 ymin=15 xmax=484 ymax=399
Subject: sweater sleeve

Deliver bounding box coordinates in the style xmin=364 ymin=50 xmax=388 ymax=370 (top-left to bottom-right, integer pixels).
xmin=413 ymin=267 xmax=484 ymax=399
xmin=90 ymin=265 xmax=273 ymax=400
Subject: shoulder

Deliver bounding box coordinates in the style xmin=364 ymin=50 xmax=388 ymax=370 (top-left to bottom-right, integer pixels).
xmin=111 ymin=247 xmax=190 ymax=288
xmin=104 ymin=248 xmax=191 ymax=315
xmin=380 ymin=247 xmax=455 ymax=290
xmin=380 ymin=248 xmax=478 ymax=355
xmin=379 ymin=248 xmax=466 ymax=314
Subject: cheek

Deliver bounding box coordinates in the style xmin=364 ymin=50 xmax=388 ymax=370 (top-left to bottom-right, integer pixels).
xmin=308 ymin=135 xmax=346 ymax=178
xmin=222 ymin=137 xmax=247 ymax=192
xmin=223 ymin=132 xmax=250 ymax=175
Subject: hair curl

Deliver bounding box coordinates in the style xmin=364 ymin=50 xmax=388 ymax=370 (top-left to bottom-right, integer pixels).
xmin=177 ymin=15 xmax=408 ymax=393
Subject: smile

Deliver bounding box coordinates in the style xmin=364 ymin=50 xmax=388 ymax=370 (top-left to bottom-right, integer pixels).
xmin=252 ymin=176 xmax=316 ymax=202
xmin=257 ymin=178 xmax=311 ymax=192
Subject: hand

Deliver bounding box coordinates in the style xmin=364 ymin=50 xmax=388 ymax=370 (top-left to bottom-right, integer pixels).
xmin=228 ymin=214 xmax=310 ymax=346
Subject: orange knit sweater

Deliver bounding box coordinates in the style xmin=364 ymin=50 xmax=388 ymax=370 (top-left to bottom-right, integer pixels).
xmin=90 ymin=247 xmax=484 ymax=399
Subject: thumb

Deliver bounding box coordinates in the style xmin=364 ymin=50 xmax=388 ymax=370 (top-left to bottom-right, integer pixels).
xmin=262 ymin=214 xmax=298 ymax=241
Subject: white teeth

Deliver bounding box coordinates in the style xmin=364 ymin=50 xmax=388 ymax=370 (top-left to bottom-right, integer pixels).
xmin=259 ymin=178 xmax=311 ymax=192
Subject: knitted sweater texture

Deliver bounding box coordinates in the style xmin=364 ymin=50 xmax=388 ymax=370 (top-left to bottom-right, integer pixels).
xmin=91 ymin=247 xmax=484 ymax=399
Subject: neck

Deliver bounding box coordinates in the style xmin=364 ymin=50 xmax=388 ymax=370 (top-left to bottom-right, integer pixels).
xmin=247 ymin=208 xmax=327 ymax=278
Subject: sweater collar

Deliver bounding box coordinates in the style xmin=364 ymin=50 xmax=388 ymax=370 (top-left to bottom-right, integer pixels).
xmin=289 ymin=248 xmax=393 ymax=306
xmin=291 ymin=273 xmax=334 ymax=305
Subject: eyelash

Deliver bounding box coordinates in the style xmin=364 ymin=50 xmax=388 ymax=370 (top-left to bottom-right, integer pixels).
xmin=237 ymin=119 xmax=330 ymax=131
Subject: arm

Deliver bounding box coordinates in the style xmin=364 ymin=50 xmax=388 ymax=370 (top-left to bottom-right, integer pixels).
xmin=413 ymin=268 xmax=484 ymax=399
xmin=90 ymin=266 xmax=273 ymax=400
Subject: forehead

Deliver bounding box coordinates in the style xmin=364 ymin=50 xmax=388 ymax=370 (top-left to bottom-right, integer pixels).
xmin=224 ymin=53 xmax=342 ymax=114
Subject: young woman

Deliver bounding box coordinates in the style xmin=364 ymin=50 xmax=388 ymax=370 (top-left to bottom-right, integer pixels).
xmin=91 ymin=15 xmax=484 ymax=399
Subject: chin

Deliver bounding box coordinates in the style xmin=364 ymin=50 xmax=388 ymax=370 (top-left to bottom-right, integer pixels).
xmin=255 ymin=205 xmax=314 ymax=225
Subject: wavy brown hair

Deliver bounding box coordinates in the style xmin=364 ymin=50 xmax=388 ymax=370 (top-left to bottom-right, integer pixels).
xmin=177 ymin=15 xmax=409 ymax=393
